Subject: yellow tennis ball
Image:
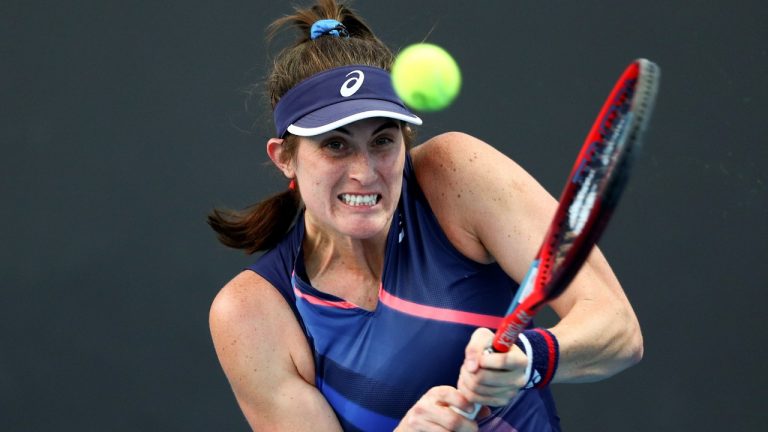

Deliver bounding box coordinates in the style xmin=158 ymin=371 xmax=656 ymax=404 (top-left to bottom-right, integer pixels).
xmin=391 ymin=43 xmax=462 ymax=112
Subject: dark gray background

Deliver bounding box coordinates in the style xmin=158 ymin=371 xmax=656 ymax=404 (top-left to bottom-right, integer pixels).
xmin=2 ymin=1 xmax=766 ymax=430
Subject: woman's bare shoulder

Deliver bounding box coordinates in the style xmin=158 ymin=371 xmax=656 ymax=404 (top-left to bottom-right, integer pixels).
xmin=209 ymin=270 xmax=314 ymax=383
xmin=410 ymin=132 xmax=527 ymax=263
xmin=210 ymin=271 xmax=284 ymax=327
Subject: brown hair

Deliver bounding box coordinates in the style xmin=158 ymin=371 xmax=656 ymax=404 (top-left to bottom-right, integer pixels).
xmin=208 ymin=0 xmax=410 ymax=254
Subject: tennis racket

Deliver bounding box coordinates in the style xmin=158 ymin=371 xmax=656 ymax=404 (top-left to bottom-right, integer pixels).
xmin=462 ymin=58 xmax=660 ymax=419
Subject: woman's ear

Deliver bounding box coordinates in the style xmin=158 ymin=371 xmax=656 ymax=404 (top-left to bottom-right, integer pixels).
xmin=266 ymin=138 xmax=295 ymax=178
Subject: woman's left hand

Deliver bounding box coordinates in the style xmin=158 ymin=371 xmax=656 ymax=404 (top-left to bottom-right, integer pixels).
xmin=457 ymin=328 xmax=529 ymax=409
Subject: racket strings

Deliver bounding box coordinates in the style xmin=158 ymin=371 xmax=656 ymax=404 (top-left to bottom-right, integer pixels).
xmin=537 ymin=74 xmax=642 ymax=299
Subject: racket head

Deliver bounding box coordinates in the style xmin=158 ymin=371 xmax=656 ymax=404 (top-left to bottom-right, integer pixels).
xmin=492 ymin=59 xmax=660 ymax=352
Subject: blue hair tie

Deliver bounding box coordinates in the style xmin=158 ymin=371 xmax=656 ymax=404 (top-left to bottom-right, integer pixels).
xmin=310 ymin=19 xmax=350 ymax=40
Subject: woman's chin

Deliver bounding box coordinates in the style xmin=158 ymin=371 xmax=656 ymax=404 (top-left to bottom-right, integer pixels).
xmin=337 ymin=216 xmax=391 ymax=239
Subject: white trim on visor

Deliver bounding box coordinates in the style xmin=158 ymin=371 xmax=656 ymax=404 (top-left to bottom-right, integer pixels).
xmin=286 ymin=110 xmax=423 ymax=137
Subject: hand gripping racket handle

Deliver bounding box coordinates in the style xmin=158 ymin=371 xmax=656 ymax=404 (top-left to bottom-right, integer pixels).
xmin=452 ymin=262 xmax=543 ymax=419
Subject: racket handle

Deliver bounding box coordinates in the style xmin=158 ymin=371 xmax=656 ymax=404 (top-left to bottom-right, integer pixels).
xmin=452 ymin=403 xmax=482 ymax=419
xmin=452 ymin=344 xmax=497 ymax=420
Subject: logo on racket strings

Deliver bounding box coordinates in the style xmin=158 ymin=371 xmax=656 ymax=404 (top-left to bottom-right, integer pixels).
xmin=569 ymin=83 xmax=633 ymax=237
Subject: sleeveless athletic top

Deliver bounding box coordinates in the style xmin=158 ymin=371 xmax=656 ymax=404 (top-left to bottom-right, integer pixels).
xmin=248 ymin=154 xmax=560 ymax=431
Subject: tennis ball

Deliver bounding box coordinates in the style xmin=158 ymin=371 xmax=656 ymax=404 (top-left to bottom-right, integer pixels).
xmin=391 ymin=43 xmax=461 ymax=112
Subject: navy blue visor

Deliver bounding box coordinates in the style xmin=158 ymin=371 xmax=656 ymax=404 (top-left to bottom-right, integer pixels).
xmin=273 ymin=65 xmax=422 ymax=137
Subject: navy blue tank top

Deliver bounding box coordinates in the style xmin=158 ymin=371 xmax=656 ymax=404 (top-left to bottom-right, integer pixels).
xmin=248 ymin=154 xmax=560 ymax=431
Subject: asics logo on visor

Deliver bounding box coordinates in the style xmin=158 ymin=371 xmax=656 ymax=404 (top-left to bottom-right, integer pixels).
xmin=340 ymin=70 xmax=364 ymax=97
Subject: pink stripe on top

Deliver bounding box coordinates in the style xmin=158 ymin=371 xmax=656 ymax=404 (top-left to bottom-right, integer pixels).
xmin=293 ymin=287 xmax=359 ymax=309
xmin=379 ymin=288 xmax=503 ymax=328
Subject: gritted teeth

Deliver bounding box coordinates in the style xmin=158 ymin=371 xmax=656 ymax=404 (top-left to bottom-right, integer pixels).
xmin=339 ymin=193 xmax=381 ymax=206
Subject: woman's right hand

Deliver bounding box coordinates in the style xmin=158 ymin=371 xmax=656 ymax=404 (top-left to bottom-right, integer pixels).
xmin=395 ymin=386 xmax=478 ymax=432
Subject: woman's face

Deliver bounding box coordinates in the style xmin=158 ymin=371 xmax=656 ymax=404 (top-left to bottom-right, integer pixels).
xmin=293 ymin=118 xmax=406 ymax=240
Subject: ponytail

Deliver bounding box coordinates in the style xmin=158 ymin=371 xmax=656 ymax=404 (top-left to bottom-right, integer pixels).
xmin=207 ymin=188 xmax=302 ymax=254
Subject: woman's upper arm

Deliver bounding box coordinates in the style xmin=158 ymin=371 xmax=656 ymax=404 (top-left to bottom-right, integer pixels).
xmin=413 ymin=132 xmax=642 ymax=377
xmin=412 ymin=131 xmax=634 ymax=314
xmin=412 ymin=132 xmax=556 ymax=282
xmin=209 ymin=271 xmax=342 ymax=431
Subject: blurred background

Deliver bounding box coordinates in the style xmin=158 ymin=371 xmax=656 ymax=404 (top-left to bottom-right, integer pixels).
xmin=2 ymin=0 xmax=766 ymax=430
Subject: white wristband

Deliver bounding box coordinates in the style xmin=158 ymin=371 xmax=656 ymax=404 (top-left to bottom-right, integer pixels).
xmin=517 ymin=333 xmax=535 ymax=389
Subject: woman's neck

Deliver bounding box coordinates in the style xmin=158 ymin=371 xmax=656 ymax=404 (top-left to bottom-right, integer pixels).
xmin=301 ymin=215 xmax=390 ymax=310
xmin=303 ymin=221 xmax=387 ymax=279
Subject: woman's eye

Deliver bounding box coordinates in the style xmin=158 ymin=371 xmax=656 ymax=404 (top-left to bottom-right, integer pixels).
xmin=323 ymin=140 xmax=346 ymax=151
xmin=374 ymin=136 xmax=394 ymax=146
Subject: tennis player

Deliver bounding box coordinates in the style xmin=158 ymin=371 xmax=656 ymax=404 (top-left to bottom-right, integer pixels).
xmin=208 ymin=1 xmax=643 ymax=430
